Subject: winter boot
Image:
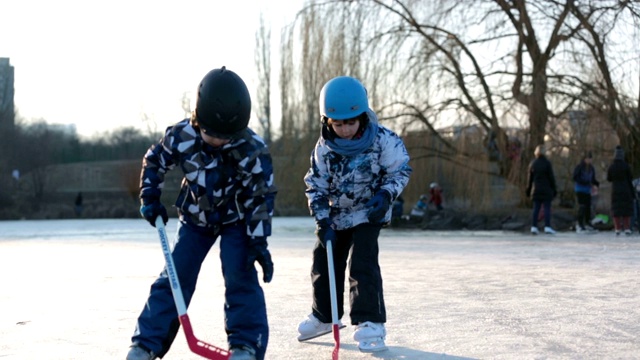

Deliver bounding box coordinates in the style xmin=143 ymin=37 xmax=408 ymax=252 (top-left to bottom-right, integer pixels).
xmin=126 ymin=344 xmax=156 ymax=360
xmin=297 ymin=314 xmax=345 ymax=341
xmin=353 ymin=322 xmax=388 ymax=353
xmin=229 ymin=345 xmax=256 ymax=360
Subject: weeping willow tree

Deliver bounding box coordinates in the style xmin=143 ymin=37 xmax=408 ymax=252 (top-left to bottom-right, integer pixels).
xmin=276 ymin=0 xmax=640 ymax=211
xmin=273 ymin=2 xmax=380 ymax=213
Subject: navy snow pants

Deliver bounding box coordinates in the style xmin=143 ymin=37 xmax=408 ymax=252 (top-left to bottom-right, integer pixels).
xmin=131 ymin=221 xmax=268 ymax=359
xmin=310 ymin=222 xmax=386 ymax=325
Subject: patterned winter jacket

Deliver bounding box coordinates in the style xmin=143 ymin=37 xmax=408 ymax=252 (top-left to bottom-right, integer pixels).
xmin=304 ymin=120 xmax=412 ymax=230
xmin=140 ymin=119 xmax=277 ymax=238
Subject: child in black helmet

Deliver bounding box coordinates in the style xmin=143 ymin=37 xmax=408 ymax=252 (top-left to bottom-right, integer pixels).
xmin=297 ymin=76 xmax=412 ymax=352
xmin=126 ymin=67 xmax=277 ymax=360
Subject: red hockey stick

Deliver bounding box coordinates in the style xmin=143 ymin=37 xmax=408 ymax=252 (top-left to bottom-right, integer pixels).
xmin=325 ymin=238 xmax=340 ymax=360
xmin=155 ymin=217 xmax=230 ymax=359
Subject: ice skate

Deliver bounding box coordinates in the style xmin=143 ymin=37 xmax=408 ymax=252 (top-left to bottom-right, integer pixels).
xmin=577 ymin=225 xmax=597 ymax=234
xmin=353 ymin=322 xmax=388 ymax=353
xmin=229 ymin=345 xmax=256 ymax=360
xmin=530 ymin=226 xmax=539 ymax=235
xmin=297 ymin=313 xmax=345 ymax=341
xmin=126 ymin=344 xmax=156 ymax=360
xmin=585 ymin=225 xmax=599 ymax=233
xmin=544 ymin=226 xmax=556 ymax=234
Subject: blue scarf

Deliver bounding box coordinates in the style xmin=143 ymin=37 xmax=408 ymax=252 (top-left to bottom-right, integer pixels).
xmin=323 ymin=121 xmax=378 ymax=156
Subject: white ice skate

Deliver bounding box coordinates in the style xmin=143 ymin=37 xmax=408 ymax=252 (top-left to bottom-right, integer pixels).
xmin=297 ymin=313 xmax=345 ymax=341
xmin=353 ymin=322 xmax=388 ymax=353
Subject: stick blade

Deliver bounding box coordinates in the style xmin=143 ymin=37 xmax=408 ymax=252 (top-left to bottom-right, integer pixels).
xmin=332 ymin=323 xmax=340 ymax=360
xmin=180 ymin=314 xmax=230 ymax=359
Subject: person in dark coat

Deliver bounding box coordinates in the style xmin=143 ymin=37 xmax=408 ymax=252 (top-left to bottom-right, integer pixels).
xmin=572 ymin=151 xmax=600 ymax=233
xmin=526 ymin=145 xmax=557 ymax=234
xmin=606 ymin=146 xmax=635 ymax=235
xmin=74 ymin=192 xmax=83 ymax=217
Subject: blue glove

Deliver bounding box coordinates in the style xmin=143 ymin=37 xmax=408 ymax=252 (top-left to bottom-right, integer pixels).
xmin=315 ymin=218 xmax=336 ymax=247
xmin=247 ymin=237 xmax=274 ymax=283
xmin=140 ymin=199 xmax=168 ymax=227
xmin=366 ymin=191 xmax=391 ymax=223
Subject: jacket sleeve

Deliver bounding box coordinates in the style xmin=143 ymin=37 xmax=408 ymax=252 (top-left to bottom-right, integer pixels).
xmin=377 ymin=129 xmax=412 ymax=200
xmin=140 ymin=127 xmax=177 ymax=202
xmin=304 ymin=142 xmax=331 ymax=222
xmin=548 ymin=162 xmax=557 ymax=193
xmin=572 ymin=164 xmax=582 ymax=184
xmin=236 ymin=143 xmax=277 ymax=238
xmin=526 ymin=161 xmax=534 ymax=195
xmin=627 ymin=168 xmax=635 ymax=196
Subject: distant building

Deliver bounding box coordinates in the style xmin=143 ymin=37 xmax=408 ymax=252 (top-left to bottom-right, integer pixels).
xmin=0 ymin=58 xmax=16 ymax=177
xmin=0 ymin=57 xmax=15 ymax=134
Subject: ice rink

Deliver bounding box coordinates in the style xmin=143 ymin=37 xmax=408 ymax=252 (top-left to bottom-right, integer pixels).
xmin=1 ymin=217 xmax=638 ymax=360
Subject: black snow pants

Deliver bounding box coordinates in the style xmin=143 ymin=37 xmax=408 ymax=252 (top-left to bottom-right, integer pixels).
xmin=576 ymin=192 xmax=592 ymax=228
xmin=310 ymin=222 xmax=386 ymax=325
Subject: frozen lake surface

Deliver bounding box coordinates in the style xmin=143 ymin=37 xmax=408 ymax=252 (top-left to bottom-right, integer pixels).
xmin=1 ymin=218 xmax=638 ymax=359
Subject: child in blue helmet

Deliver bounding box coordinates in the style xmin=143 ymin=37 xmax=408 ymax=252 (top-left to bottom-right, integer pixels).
xmin=126 ymin=67 xmax=276 ymax=360
xmin=297 ymin=76 xmax=412 ymax=352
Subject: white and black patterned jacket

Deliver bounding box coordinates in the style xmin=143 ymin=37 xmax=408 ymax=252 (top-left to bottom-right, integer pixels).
xmin=304 ymin=117 xmax=411 ymax=230
xmin=140 ymin=119 xmax=277 ymax=237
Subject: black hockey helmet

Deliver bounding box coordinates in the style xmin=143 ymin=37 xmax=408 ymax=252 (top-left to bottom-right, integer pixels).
xmin=194 ymin=66 xmax=251 ymax=139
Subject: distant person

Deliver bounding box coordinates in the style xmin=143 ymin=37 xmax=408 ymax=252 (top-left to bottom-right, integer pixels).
xmin=74 ymin=192 xmax=83 ymax=217
xmin=428 ymin=182 xmax=443 ymax=211
xmin=526 ymin=144 xmax=557 ymax=234
xmin=606 ymin=146 xmax=634 ymax=236
xmin=391 ymin=194 xmax=405 ymax=227
xmin=572 ymin=151 xmax=599 ymax=233
xmin=126 ymin=67 xmax=277 ymax=360
xmin=298 ymin=76 xmax=411 ymax=352
xmin=633 ymin=177 xmax=640 ymax=232
xmin=410 ymin=195 xmax=428 ymax=218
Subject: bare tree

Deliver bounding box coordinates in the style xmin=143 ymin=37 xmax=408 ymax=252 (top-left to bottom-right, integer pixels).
xmin=294 ymin=0 xmax=639 ymax=180
xmin=255 ymin=13 xmax=273 ymax=144
xmin=280 ymin=1 xmax=372 ymax=140
xmin=181 ymin=91 xmax=191 ymax=119
xmin=569 ymin=1 xmax=640 ymax=172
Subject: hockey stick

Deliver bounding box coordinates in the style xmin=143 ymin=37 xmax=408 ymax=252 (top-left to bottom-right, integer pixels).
xmin=155 ymin=217 xmax=230 ymax=360
xmin=325 ymin=238 xmax=340 ymax=360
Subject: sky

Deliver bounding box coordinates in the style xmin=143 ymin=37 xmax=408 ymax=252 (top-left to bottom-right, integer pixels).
xmin=0 ymin=218 xmax=639 ymax=359
xmin=0 ymin=0 xmax=300 ymax=138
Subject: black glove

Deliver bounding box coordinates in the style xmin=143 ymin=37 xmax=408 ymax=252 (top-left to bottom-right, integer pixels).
xmin=140 ymin=198 xmax=168 ymax=227
xmin=525 ymin=187 xmax=531 ymax=198
xmin=247 ymin=237 xmax=273 ymax=283
xmin=366 ymin=191 xmax=391 ymax=223
xmin=315 ymin=218 xmax=336 ymax=247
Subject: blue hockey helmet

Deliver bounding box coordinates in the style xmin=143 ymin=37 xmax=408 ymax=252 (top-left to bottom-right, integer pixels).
xmin=319 ymin=76 xmax=369 ymax=120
